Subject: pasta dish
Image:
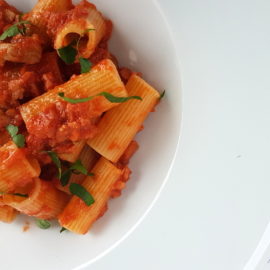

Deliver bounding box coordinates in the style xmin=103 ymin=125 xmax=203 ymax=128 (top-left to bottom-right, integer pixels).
xmin=0 ymin=0 xmax=163 ymax=234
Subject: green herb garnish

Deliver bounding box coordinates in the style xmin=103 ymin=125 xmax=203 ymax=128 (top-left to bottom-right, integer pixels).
xmin=57 ymin=28 xmax=95 ymax=74
xmin=60 ymin=227 xmax=67 ymax=233
xmin=12 ymin=193 xmax=28 ymax=198
xmin=69 ymin=183 xmax=95 ymax=206
xmin=58 ymin=92 xmax=142 ymax=104
xmin=35 ymin=219 xmax=51 ymax=229
xmin=160 ymin=90 xmax=166 ymax=99
xmin=98 ymin=92 xmax=142 ymax=103
xmin=70 ymin=160 xmax=94 ymax=176
xmin=85 ymin=28 xmax=96 ymax=32
xmin=0 ymin=191 xmax=28 ymax=198
xmin=12 ymin=134 xmax=25 ymax=148
xmin=6 ymin=124 xmax=18 ymax=136
xmin=46 ymin=151 xmax=93 ymax=187
xmin=0 ymin=20 xmax=31 ymax=41
xmin=60 ymin=160 xmax=94 ymax=187
xmin=58 ymin=92 xmax=93 ymax=103
xmin=46 ymin=151 xmax=62 ymax=179
xmin=6 ymin=124 xmax=25 ymax=148
xmin=57 ymin=44 xmax=78 ymax=64
xmin=60 ymin=169 xmax=72 ymax=187
xmin=79 ymin=57 xmax=92 ymax=74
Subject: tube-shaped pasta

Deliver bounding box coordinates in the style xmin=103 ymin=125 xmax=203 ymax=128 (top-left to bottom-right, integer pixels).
xmin=3 ymin=178 xmax=69 ymax=220
xmin=27 ymin=0 xmax=73 ymax=31
xmin=20 ymin=59 xmax=127 ymax=130
xmin=58 ymin=157 xmax=122 ymax=234
xmin=0 ymin=205 xmax=18 ymax=223
xmin=54 ymin=6 xmax=106 ymax=59
xmin=88 ymin=75 xmax=160 ymax=162
xmin=118 ymin=140 xmax=139 ymax=166
xmin=20 ymin=59 xmax=128 ymax=148
xmin=30 ymin=0 xmax=73 ymax=14
xmin=68 ymin=145 xmax=99 ymax=184
xmin=56 ymin=145 xmax=99 ymax=194
xmin=110 ymin=166 xmax=131 ymax=199
xmin=0 ymin=142 xmax=41 ymax=193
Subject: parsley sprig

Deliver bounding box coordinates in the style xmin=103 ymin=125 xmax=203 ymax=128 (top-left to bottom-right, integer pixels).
xmin=58 ymin=92 xmax=142 ymax=104
xmin=47 ymin=151 xmax=95 ymax=206
xmin=0 ymin=20 xmax=31 ymax=41
xmin=69 ymin=183 xmax=95 ymax=206
xmin=0 ymin=192 xmax=28 ymax=198
xmin=57 ymin=44 xmax=77 ymax=64
xmin=36 ymin=219 xmax=51 ymax=229
xmin=46 ymin=151 xmax=93 ymax=185
xmin=160 ymin=90 xmax=166 ymax=99
xmin=60 ymin=227 xmax=67 ymax=233
xmin=6 ymin=124 xmax=25 ymax=148
xmin=57 ymin=29 xmax=95 ymax=74
xmin=79 ymin=57 xmax=92 ymax=73
xmin=61 ymin=160 xmax=94 ymax=187
xmin=46 ymin=151 xmax=62 ymax=179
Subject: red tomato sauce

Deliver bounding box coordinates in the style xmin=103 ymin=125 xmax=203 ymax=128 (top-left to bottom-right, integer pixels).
xmin=26 ymin=98 xmax=102 ymax=155
xmin=0 ymin=0 xmax=20 ymax=33
xmin=46 ymin=0 xmax=96 ymax=39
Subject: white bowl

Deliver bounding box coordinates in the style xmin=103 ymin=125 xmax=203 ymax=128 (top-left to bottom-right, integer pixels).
xmin=1 ymin=1 xmax=182 ymax=269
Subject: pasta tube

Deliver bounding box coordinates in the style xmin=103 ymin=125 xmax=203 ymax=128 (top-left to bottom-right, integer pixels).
xmin=20 ymin=59 xmax=128 ymax=145
xmin=88 ymin=75 xmax=160 ymax=162
xmin=20 ymin=59 xmax=127 ymax=127
xmin=58 ymin=157 xmax=122 ymax=234
xmin=0 ymin=141 xmax=40 ymax=193
xmin=27 ymin=0 xmax=73 ymax=33
xmin=0 ymin=205 xmax=18 ymax=223
xmin=54 ymin=6 xmax=106 ymax=59
xmin=3 ymin=178 xmax=69 ymax=220
xmin=56 ymin=145 xmax=99 ymax=194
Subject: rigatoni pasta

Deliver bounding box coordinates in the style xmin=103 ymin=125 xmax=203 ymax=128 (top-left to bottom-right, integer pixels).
xmin=54 ymin=5 xmax=106 ymax=59
xmin=0 ymin=205 xmax=18 ymax=223
xmin=56 ymin=144 xmax=99 ymax=194
xmin=26 ymin=0 xmax=73 ymax=35
xmin=0 ymin=141 xmax=40 ymax=193
xmin=88 ymin=75 xmax=160 ymax=162
xmin=29 ymin=0 xmax=73 ymax=15
xmin=20 ymin=59 xmax=127 ymax=122
xmin=58 ymin=157 xmax=122 ymax=234
xmin=3 ymin=178 xmax=69 ymax=220
xmin=20 ymin=59 xmax=128 ymax=152
xmin=0 ymin=0 xmax=163 ymax=234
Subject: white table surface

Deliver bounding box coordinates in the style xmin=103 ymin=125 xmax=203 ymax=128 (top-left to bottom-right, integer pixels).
xmin=85 ymin=0 xmax=270 ymax=269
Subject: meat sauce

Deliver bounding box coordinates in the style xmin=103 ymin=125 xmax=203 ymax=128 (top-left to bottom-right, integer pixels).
xmin=26 ymin=99 xmax=99 ymax=152
xmin=0 ymin=52 xmax=63 ymax=138
xmin=46 ymin=0 xmax=95 ymax=39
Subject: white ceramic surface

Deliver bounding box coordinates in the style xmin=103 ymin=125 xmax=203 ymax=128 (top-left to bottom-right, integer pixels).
xmin=90 ymin=0 xmax=270 ymax=269
xmin=0 ymin=1 xmax=181 ymax=269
